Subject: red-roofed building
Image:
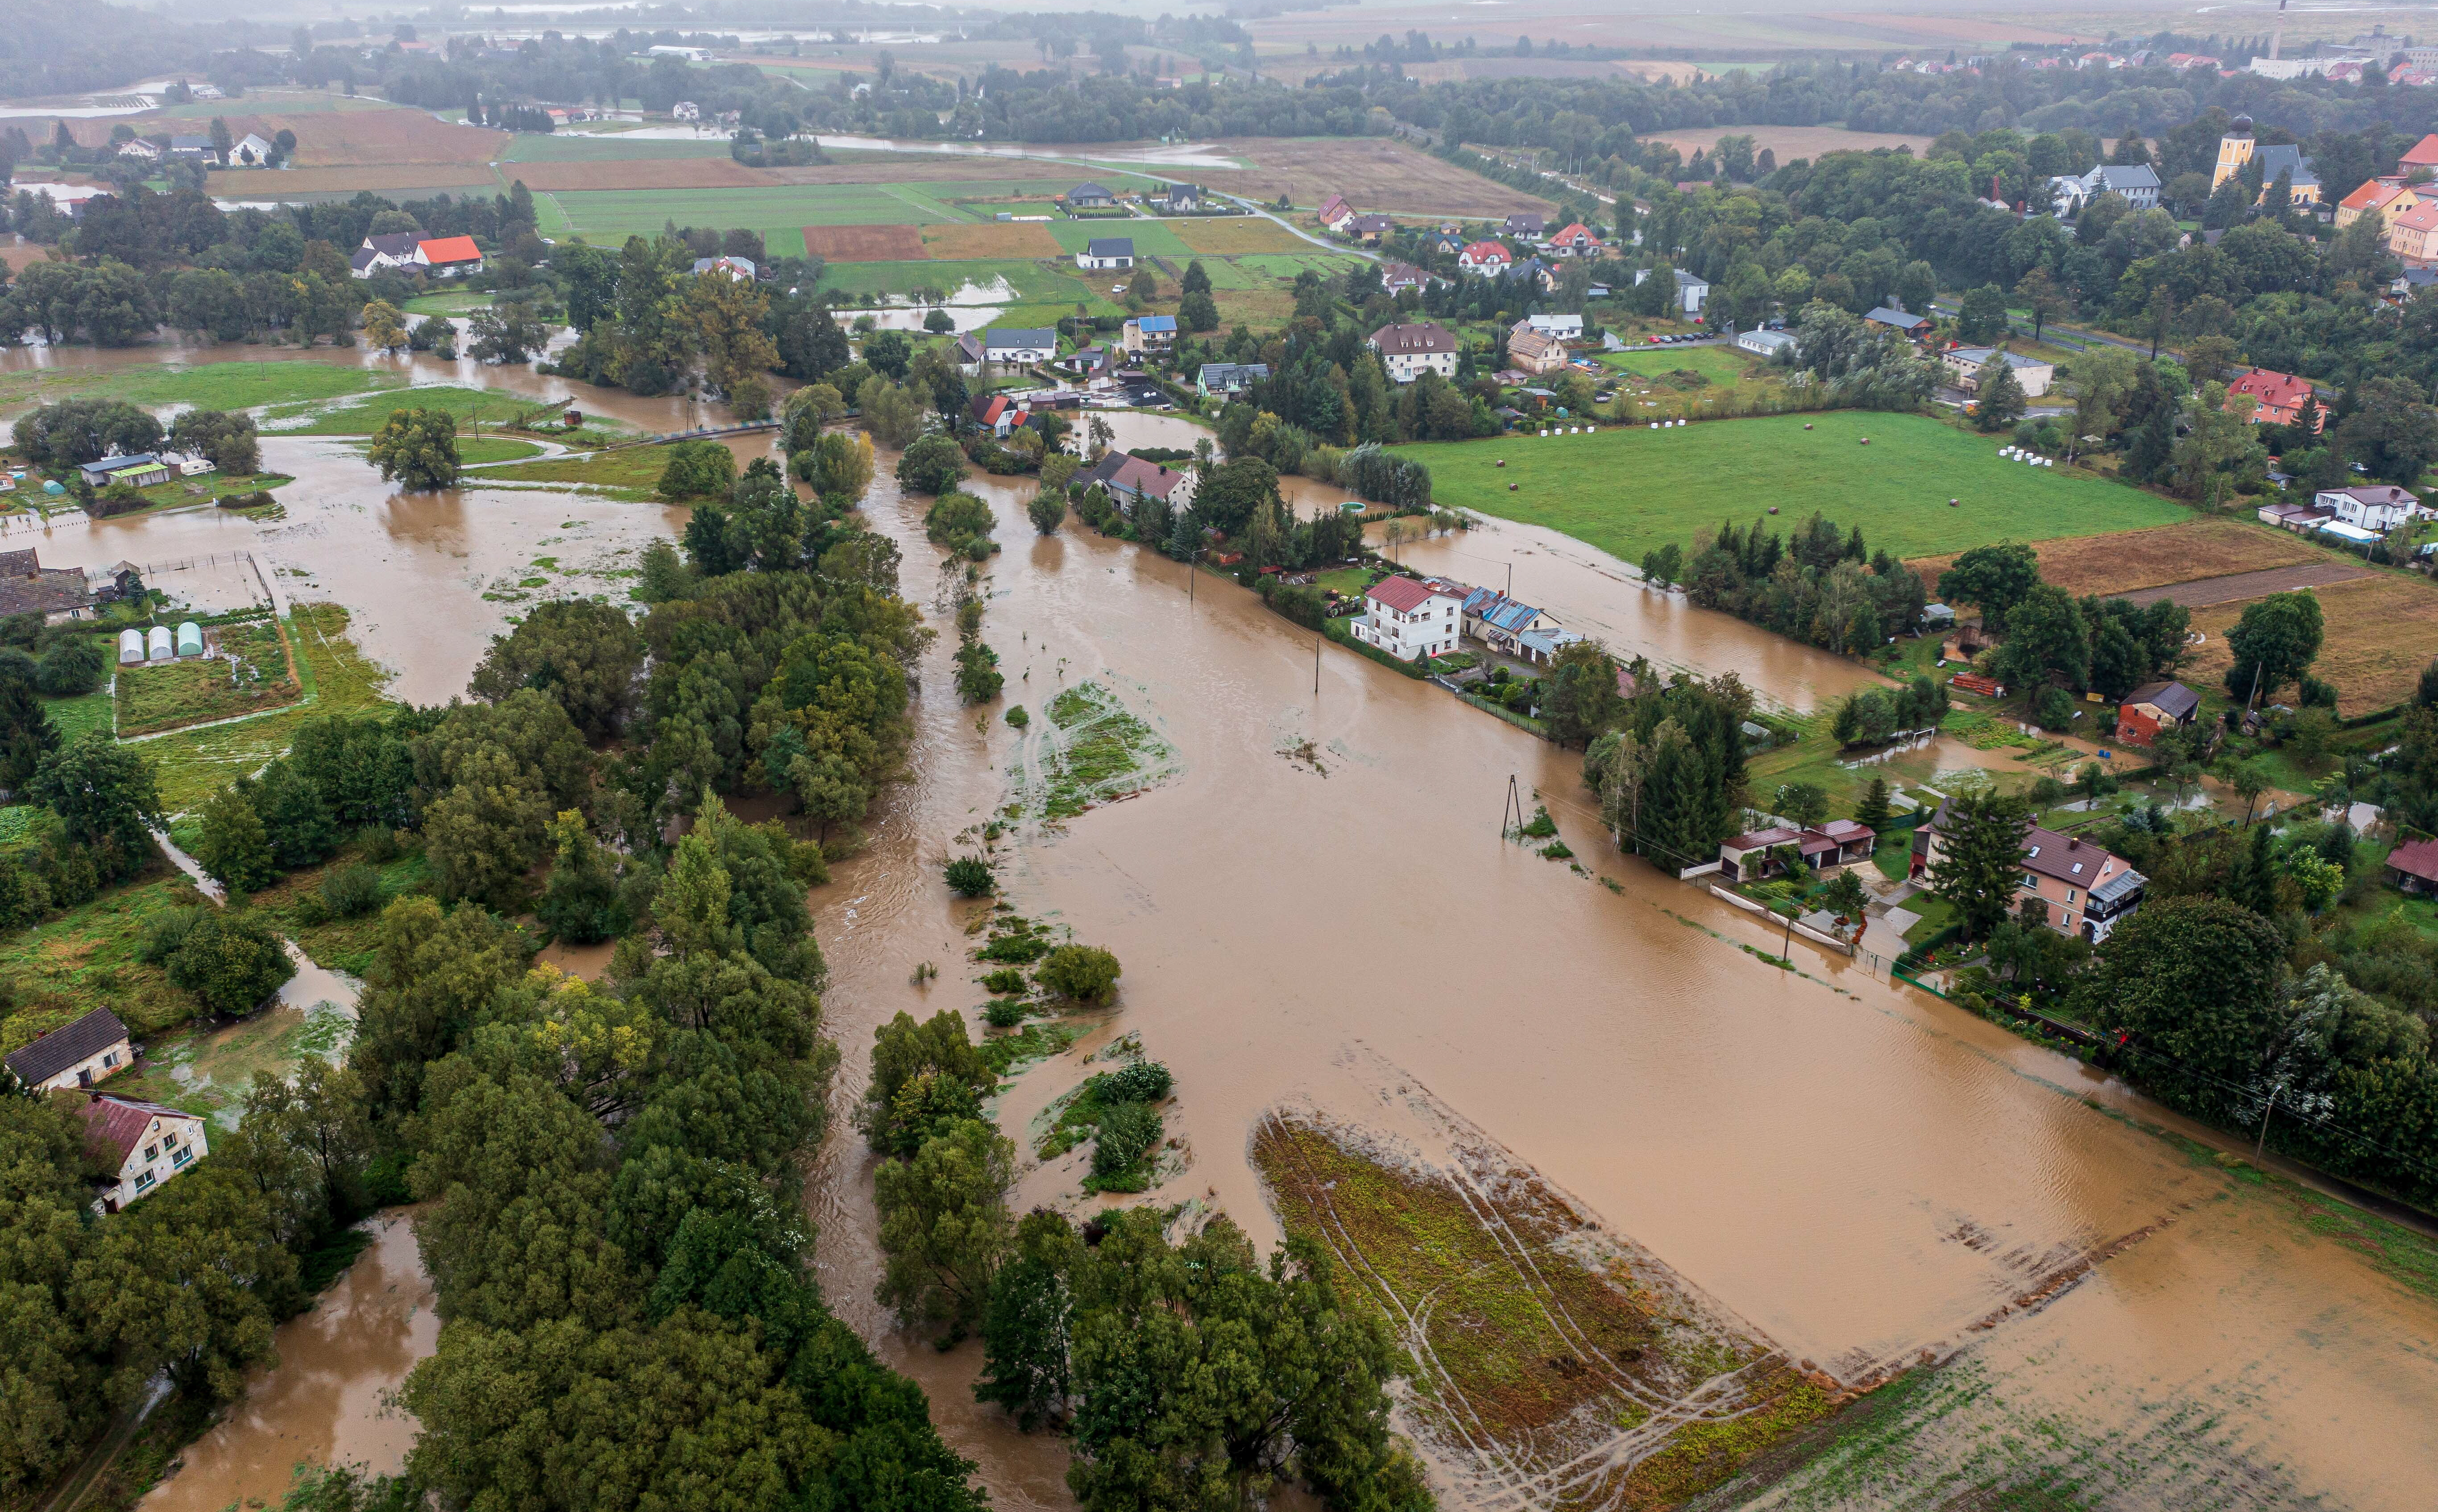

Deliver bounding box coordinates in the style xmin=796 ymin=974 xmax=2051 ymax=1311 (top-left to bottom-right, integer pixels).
xmin=2223 ymin=368 xmax=2319 ymax=428
xmin=2392 ymin=200 xmax=2438 ymax=265
xmin=76 ymin=1094 xmax=209 ymax=1213
xmin=1318 ymin=194 xmax=1354 ymax=232
xmin=2403 ymin=133 xmax=2438 ymax=173
xmin=416 ymin=235 xmax=485 ymax=277
xmin=2388 ymin=837 xmax=2438 ymax=893
xmin=2335 ymin=178 xmax=2420 ymax=230
xmin=1547 ymin=222 xmax=1604 ymax=258
xmin=1456 ymin=240 xmax=1513 ymax=276
xmin=1352 ymin=576 xmax=1463 ymax=660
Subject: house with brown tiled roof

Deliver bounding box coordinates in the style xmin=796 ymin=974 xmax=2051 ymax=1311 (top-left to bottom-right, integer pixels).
xmin=1352 ymin=576 xmax=1462 ymax=660
xmin=2224 ymin=368 xmax=2319 ymax=428
xmin=0 ymin=548 xmax=96 ymax=624
xmin=77 ymin=1094 xmax=209 ymax=1213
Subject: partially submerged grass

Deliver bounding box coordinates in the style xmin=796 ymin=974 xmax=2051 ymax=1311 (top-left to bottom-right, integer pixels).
xmin=1255 ymin=1112 xmax=1839 ymax=1508
xmin=104 ymin=998 xmax=355 ymax=1131
xmin=0 ymin=358 xmax=400 ymax=414
xmin=1010 ymin=679 xmax=1177 ymax=821
xmin=472 ymin=444 xmax=676 ymax=501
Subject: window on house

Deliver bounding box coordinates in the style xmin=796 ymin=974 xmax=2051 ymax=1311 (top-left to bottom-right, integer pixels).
xmin=172 ymin=1146 xmax=192 ymax=1167
xmin=134 ymin=1171 xmax=154 ymax=1191
xmin=143 ymin=1143 xmax=158 ymax=1162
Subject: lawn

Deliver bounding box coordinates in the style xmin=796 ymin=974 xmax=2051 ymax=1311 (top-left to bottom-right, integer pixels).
xmin=1044 ymin=219 xmax=1193 ymax=257
xmin=115 ymin=619 xmax=299 ymax=736
xmin=0 ymin=861 xmax=208 ymax=1046
xmin=0 ymin=359 xmax=400 ymax=414
xmin=402 ymin=290 xmax=492 ymax=315
xmin=816 ymin=257 xmax=1094 ymax=306
xmin=43 ymin=687 xmax=113 ymax=743
xmin=1598 ymin=345 xmax=1764 ymax=387
xmin=1395 ymin=410 xmax=2191 ymax=567
xmin=544 ymin=183 xmax=981 ymax=241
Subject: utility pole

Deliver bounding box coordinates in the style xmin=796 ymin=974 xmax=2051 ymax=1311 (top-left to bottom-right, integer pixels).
xmin=2256 ymin=1084 xmax=2280 ymax=1160
xmin=1314 ymin=636 xmax=1321 ymax=695
xmin=1502 ymin=774 xmax=1524 ymax=837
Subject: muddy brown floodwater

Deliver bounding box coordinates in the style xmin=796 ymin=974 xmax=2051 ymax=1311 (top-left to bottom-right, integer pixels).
xmin=806 ymin=457 xmax=2438 ymax=1510
xmin=25 ymin=349 xmax=2435 ymax=1506
xmin=142 ymin=1213 xmax=438 ymax=1512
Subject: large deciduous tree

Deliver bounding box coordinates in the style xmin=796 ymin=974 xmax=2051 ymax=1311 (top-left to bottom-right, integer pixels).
xmin=367 ymin=406 xmax=461 ymax=491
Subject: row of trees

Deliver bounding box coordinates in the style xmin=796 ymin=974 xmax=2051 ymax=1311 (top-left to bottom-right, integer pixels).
xmin=1659 ymin=510 xmax=1930 ymax=657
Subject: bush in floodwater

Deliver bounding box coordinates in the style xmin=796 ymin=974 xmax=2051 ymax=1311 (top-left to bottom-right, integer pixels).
xmin=983 ymin=998 xmax=1027 ymax=1029
xmin=981 ymin=967 xmax=1027 ymax=995
xmin=1005 ymin=705 xmax=1029 ymax=729
xmin=1090 ymin=1059 xmax=1172 ymax=1105
xmin=945 ymin=856 xmax=995 ymax=896
xmin=1091 ymin=1099 xmax=1164 ymax=1180
xmin=1036 ymin=944 xmax=1121 ymax=1004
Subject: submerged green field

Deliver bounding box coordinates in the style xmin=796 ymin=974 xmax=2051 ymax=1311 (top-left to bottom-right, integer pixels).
xmin=0 ymin=360 xmax=399 ymax=414
xmin=1394 ymin=410 xmax=2189 ymax=564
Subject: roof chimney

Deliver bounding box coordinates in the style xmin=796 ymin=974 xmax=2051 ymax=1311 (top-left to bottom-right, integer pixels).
xmin=2067 ymin=836 xmax=2081 ymax=850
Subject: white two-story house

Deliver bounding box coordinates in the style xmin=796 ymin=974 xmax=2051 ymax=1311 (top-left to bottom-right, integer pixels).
xmin=78 ymin=1094 xmax=209 ymax=1214
xmin=1368 ymin=321 xmax=1459 ymax=384
xmin=2317 ymin=484 xmax=2425 ymax=532
xmin=1353 ymin=576 xmax=1463 ymax=660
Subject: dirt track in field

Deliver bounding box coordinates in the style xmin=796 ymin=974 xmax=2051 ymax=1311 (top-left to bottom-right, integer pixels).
xmin=767 ymin=157 xmax=1105 ymax=185
xmin=2119 ymin=560 xmax=2372 ymax=607
xmin=803 ymin=224 xmax=929 ymax=260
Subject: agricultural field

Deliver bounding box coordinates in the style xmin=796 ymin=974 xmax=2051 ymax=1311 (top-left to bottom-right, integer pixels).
xmin=511 ymin=158 xmax=782 ymax=191
xmin=145 ymin=603 xmax=394 ymax=816
xmin=1394 ymin=410 xmax=2189 ymax=566
xmin=1169 ymin=217 xmax=1315 ymax=256
xmin=116 ymin=618 xmax=299 ymax=736
xmin=1191 ymin=136 xmax=1551 ymax=218
xmin=2186 ymin=569 xmax=2438 ymax=715
xmin=502 ymin=133 xmax=737 ymax=163
xmin=476 ymin=445 xmax=675 ymax=501
xmin=537 ymin=181 xmax=999 ymax=242
xmin=1644 ymin=125 xmax=1939 ymax=163
xmin=1906 ymin=517 xmax=2328 ymax=602
xmin=1044 ymin=218 xmax=1193 ymax=257
xmin=919 ymin=221 xmax=1066 ymax=260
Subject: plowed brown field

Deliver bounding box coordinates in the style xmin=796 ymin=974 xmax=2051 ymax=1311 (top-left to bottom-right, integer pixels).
xmin=1906 ymin=518 xmax=2322 ymax=601
xmin=1196 ymin=137 xmax=1550 ymax=217
xmin=920 ymin=221 xmax=1062 ymax=259
xmin=803 ymin=224 xmax=928 ymax=260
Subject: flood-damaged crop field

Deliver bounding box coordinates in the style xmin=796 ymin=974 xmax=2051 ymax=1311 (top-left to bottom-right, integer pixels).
xmin=1257 ymin=1098 xmax=1840 ymax=1510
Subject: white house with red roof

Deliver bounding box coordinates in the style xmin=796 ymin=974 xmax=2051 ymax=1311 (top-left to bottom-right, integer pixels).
xmin=2223 ymin=368 xmax=2318 ymax=428
xmin=1456 ymin=240 xmax=1513 ymax=276
xmin=77 ymin=1093 xmax=209 ymax=1214
xmin=1352 ymin=576 xmax=1463 ymax=660
xmin=1547 ymin=223 xmax=1604 ymax=258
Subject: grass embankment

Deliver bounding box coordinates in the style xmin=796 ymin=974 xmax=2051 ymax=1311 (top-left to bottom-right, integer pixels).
xmin=144 ymin=603 xmax=394 ymax=816
xmin=0 ymin=359 xmax=400 ymax=414
xmin=1598 ymin=345 xmax=1765 ymax=387
xmin=1255 ymin=1115 xmax=1837 ymax=1505
xmin=113 ymin=618 xmax=300 ymax=736
xmin=1008 ymin=680 xmax=1177 ymax=821
xmin=1395 ymin=411 xmax=2190 ymax=566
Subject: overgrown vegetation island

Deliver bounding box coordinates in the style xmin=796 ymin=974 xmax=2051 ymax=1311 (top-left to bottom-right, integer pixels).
xmin=15 ymin=3 xmax=2438 ymax=1507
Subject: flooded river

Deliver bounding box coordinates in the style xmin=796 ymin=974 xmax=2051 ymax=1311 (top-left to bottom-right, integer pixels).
xmin=142 ymin=1214 xmax=438 ymax=1512
xmin=22 ymin=348 xmax=2437 ymax=1507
